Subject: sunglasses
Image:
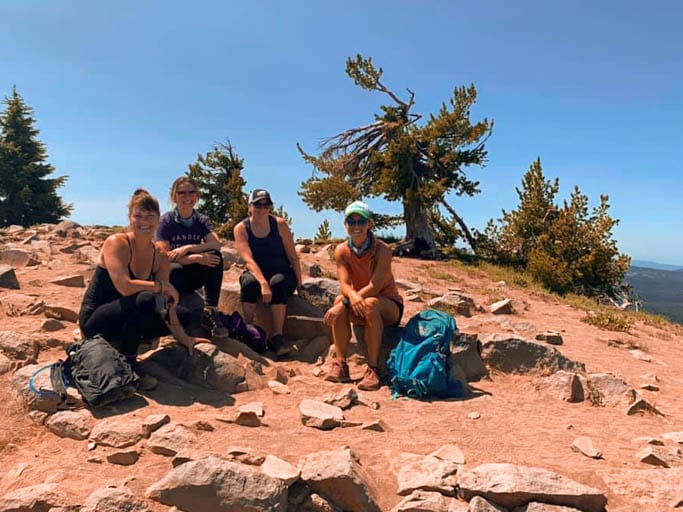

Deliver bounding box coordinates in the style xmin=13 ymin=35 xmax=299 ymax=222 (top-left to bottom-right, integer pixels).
xmin=253 ymin=201 xmax=272 ymax=209
xmin=176 ymin=190 xmax=197 ymax=196
xmin=345 ymin=217 xmax=369 ymax=227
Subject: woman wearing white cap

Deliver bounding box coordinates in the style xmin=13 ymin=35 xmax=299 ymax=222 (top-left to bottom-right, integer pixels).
xmin=234 ymin=189 xmax=302 ymax=357
xmin=323 ymin=200 xmax=403 ymax=391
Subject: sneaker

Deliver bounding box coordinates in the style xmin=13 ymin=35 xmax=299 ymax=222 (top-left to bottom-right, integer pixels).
xmin=137 ymin=373 xmax=158 ymax=391
xmin=324 ymin=359 xmax=351 ymax=383
xmin=202 ymin=307 xmax=229 ymax=338
xmin=358 ymin=365 xmax=381 ymax=391
xmin=267 ymin=333 xmax=290 ymax=357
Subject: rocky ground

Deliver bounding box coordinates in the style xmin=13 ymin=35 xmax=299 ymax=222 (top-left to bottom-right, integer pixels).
xmin=0 ymin=221 xmax=682 ymax=511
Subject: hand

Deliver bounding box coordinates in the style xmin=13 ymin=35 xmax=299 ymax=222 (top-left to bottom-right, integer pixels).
xmin=162 ymin=282 xmax=179 ymax=307
xmin=349 ymin=292 xmax=369 ymax=318
xmin=324 ymin=302 xmax=345 ymax=326
xmin=177 ymin=335 xmax=212 ymax=356
xmin=197 ymin=252 xmax=221 ymax=267
xmin=168 ymin=245 xmax=192 ymax=262
xmin=260 ymin=282 xmax=272 ymax=304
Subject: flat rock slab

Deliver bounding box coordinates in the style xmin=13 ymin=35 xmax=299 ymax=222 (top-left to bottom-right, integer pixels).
xmin=299 ymin=399 xmax=344 ymax=430
xmin=482 ymin=338 xmax=585 ymax=375
xmin=146 ymin=455 xmax=287 ymax=511
xmin=394 ymin=453 xmax=459 ymax=496
xmin=458 ymin=463 xmax=607 ymax=512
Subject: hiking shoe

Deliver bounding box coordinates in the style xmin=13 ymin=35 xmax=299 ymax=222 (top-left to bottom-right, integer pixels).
xmin=324 ymin=359 xmax=351 ymax=383
xmin=137 ymin=373 xmax=158 ymax=391
xmin=267 ymin=333 xmax=290 ymax=358
xmin=358 ymin=365 xmax=381 ymax=391
xmin=202 ymin=307 xmax=229 ymax=338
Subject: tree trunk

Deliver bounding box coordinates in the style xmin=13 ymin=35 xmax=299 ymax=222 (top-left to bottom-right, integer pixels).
xmin=402 ymin=192 xmax=438 ymax=256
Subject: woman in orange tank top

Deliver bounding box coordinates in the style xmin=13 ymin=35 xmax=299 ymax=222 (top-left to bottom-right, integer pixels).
xmin=323 ymin=201 xmax=403 ymax=391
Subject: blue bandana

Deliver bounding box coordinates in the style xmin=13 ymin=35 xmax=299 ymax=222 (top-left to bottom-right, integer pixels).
xmin=348 ymin=233 xmax=373 ymax=256
xmin=173 ymin=207 xmax=198 ymax=228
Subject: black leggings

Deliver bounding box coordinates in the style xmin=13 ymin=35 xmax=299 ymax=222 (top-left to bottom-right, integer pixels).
xmin=170 ymin=251 xmax=223 ymax=307
xmin=80 ymin=292 xmax=191 ymax=356
xmin=239 ymin=271 xmax=296 ymax=305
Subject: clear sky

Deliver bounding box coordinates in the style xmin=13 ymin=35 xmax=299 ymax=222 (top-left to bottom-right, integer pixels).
xmin=2 ymin=1 xmax=681 ymax=265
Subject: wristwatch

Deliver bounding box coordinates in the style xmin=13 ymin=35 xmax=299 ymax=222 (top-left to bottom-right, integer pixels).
xmin=342 ymin=297 xmax=350 ymax=308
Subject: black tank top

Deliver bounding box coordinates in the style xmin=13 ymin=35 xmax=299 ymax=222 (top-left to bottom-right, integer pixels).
xmin=79 ymin=236 xmax=157 ymax=323
xmin=245 ymin=215 xmax=292 ymax=279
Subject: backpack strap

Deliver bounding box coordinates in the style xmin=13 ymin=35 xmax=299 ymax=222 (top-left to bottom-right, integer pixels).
xmin=28 ymin=361 xmax=69 ymax=402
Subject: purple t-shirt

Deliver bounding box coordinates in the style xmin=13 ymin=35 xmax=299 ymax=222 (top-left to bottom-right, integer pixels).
xmin=156 ymin=210 xmax=213 ymax=250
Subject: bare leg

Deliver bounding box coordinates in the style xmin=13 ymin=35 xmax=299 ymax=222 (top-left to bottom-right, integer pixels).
xmin=331 ymin=308 xmax=353 ymax=361
xmin=363 ymin=297 xmax=400 ymax=367
xmin=242 ymin=302 xmax=257 ymax=324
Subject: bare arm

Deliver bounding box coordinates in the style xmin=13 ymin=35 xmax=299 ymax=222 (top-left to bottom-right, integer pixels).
xmin=277 ymin=218 xmax=302 ymax=288
xmin=166 ymin=232 xmax=223 ymax=264
xmin=102 ymin=234 xmax=161 ymax=297
xmin=234 ymin=221 xmax=268 ymax=285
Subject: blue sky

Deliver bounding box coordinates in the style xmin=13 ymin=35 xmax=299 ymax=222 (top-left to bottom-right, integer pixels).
xmin=2 ymin=1 xmax=681 ymax=265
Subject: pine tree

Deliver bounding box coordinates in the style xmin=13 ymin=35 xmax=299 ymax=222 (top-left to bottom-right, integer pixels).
xmin=298 ymin=55 xmax=493 ymax=256
xmin=0 ymin=87 xmax=72 ymax=226
xmin=496 ymin=158 xmax=559 ymax=265
xmin=187 ymin=141 xmax=247 ymax=239
xmin=489 ymin=158 xmax=630 ymax=297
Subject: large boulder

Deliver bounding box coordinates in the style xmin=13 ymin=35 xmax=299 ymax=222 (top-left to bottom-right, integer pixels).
xmin=481 ymin=338 xmax=585 ymax=375
xmin=299 ymin=447 xmax=381 ymax=512
xmin=146 ymin=455 xmax=287 ymax=511
xmin=458 ymin=463 xmax=607 ymax=511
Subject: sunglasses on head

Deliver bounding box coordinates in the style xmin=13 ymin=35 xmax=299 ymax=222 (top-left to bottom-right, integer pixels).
xmin=345 ymin=217 xmax=369 ymax=227
xmin=176 ymin=190 xmax=197 ymax=196
xmin=253 ymin=201 xmax=271 ymax=209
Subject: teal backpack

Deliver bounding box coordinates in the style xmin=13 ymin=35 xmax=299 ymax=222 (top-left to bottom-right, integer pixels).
xmin=386 ymin=309 xmax=462 ymax=399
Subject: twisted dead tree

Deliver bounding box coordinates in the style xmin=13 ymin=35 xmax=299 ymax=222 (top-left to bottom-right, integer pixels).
xmin=297 ymin=54 xmax=493 ymax=257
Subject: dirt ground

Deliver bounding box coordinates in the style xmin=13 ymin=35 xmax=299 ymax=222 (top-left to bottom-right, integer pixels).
xmin=1 ymin=236 xmax=682 ymax=511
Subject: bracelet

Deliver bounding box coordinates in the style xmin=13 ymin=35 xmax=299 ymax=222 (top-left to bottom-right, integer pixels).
xmin=342 ymin=297 xmax=350 ymax=308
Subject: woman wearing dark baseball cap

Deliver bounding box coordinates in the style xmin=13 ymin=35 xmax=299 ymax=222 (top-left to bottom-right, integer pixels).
xmin=233 ymin=189 xmax=302 ymax=357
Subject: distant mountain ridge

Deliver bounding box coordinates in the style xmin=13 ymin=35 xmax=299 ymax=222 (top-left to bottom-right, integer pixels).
xmin=626 ymin=265 xmax=683 ymax=324
xmin=630 ymin=259 xmax=683 ymax=271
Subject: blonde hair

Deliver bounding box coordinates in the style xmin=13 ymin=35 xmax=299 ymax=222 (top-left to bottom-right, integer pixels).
xmin=169 ymin=176 xmax=200 ymax=206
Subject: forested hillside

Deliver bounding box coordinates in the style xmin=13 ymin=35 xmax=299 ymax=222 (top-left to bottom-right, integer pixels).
xmin=627 ymin=266 xmax=683 ymax=324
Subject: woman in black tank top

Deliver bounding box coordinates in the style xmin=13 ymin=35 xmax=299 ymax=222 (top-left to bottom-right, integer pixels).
xmin=79 ymin=189 xmax=210 ymax=387
xmin=233 ymin=189 xmax=302 ymax=357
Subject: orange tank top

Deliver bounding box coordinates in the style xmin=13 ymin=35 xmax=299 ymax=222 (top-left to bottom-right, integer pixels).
xmin=338 ymin=239 xmax=403 ymax=305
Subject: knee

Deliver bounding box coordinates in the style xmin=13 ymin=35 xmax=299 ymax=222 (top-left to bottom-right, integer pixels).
xmin=240 ymin=278 xmax=260 ymax=303
xmin=135 ymin=292 xmax=158 ymax=316
xmin=364 ymin=298 xmax=383 ymax=323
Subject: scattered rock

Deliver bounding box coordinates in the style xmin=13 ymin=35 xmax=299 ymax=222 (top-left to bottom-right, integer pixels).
xmin=300 ymin=447 xmax=381 ymax=512
xmin=394 ymin=452 xmax=459 ymax=496
xmin=146 ymin=455 xmax=287 ymax=511
xmin=390 ymin=489 xmax=466 ymax=512
xmin=571 ymin=436 xmax=602 ymax=459
xmin=663 ymin=432 xmax=683 ymax=444
xmin=261 ymin=454 xmax=300 ymax=485
xmin=482 ymin=338 xmax=585 ymax=375
xmin=299 ymin=399 xmax=344 ymax=430
xmin=458 ymin=463 xmax=607 ymax=511
xmin=80 ymin=486 xmax=148 ymax=512
xmin=361 ymin=419 xmax=388 ymax=432
xmin=45 ymin=410 xmax=95 ymax=440
xmin=490 ymin=298 xmax=514 ymax=315
xmin=0 ymin=483 xmax=69 ymax=511
xmin=50 ymin=274 xmax=85 ymax=287
xmin=429 ymin=444 xmax=466 ymax=464
xmin=90 ymin=419 xmax=145 ymax=448
xmin=536 ymin=331 xmax=564 ymax=345
xmin=147 ymin=423 xmax=198 ymax=456
xmin=107 ymin=449 xmax=140 ymax=465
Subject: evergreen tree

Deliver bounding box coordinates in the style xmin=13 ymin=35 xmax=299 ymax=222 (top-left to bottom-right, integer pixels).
xmin=495 ymin=158 xmax=559 ymax=265
xmin=187 ymin=141 xmax=247 ymax=239
xmin=488 ymin=158 xmax=630 ymax=297
xmin=298 ymin=55 xmax=493 ymax=256
xmin=0 ymin=87 xmax=72 ymax=226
